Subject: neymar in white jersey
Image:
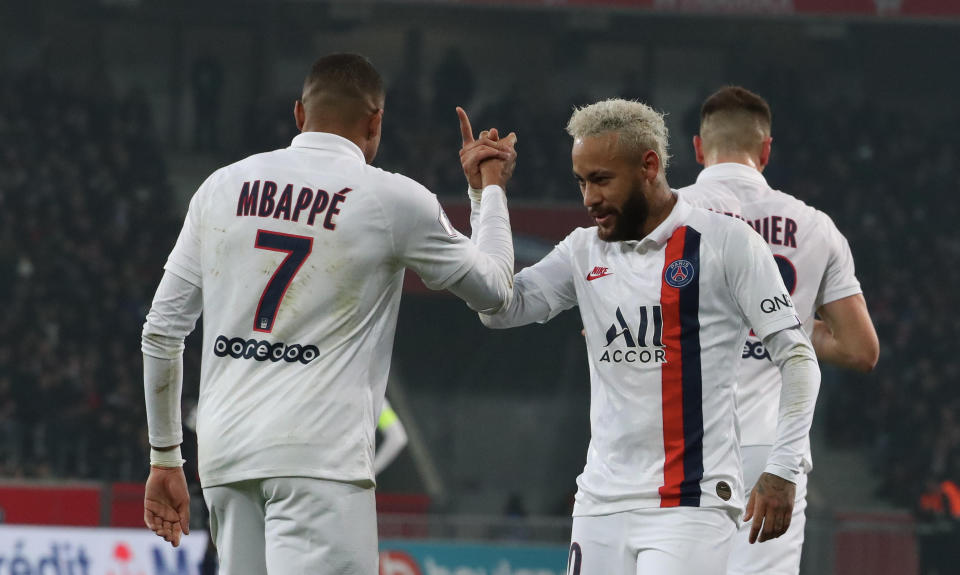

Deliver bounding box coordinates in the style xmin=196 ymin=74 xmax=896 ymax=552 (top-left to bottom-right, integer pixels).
xmin=470 ymin=99 xmax=822 ymax=575
xmin=679 ymin=86 xmax=879 ymax=575
xmin=140 ymin=53 xmax=518 ymax=573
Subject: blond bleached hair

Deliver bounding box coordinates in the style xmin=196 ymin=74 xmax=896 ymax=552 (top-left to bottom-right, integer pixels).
xmin=565 ymin=98 xmax=671 ymax=168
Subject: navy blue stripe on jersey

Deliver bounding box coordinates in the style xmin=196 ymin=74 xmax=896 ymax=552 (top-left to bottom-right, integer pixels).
xmin=678 ymin=226 xmax=704 ymax=507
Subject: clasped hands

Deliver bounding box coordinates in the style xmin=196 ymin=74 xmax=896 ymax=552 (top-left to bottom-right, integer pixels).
xmin=456 ymin=106 xmax=518 ymax=192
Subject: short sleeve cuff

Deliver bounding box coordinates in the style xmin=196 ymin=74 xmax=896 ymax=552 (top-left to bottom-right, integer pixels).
xmin=164 ymin=260 xmax=202 ymax=288
xmin=820 ymin=284 xmax=862 ymax=307
xmin=753 ymin=313 xmax=801 ymax=342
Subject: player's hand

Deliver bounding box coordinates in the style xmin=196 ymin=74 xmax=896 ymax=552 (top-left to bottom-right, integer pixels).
xmin=744 ymin=472 xmax=795 ymax=544
xmin=144 ymin=466 xmax=191 ymax=547
xmin=478 ymin=130 xmax=517 ymax=190
xmin=457 ymin=106 xmax=515 ymax=190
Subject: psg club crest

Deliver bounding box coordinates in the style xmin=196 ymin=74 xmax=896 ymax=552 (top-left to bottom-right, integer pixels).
xmin=664 ymin=259 xmax=695 ymax=288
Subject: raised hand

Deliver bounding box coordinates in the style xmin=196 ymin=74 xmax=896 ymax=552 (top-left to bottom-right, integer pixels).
xmin=744 ymin=472 xmax=796 ymax=544
xmin=457 ymin=106 xmax=517 ymax=190
xmin=144 ymin=466 xmax=191 ymax=547
xmin=479 ymin=131 xmax=517 ymax=190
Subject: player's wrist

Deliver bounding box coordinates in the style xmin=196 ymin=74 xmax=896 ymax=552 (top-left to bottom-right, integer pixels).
xmin=761 ymin=463 xmax=798 ymax=484
xmin=150 ymin=445 xmax=186 ymax=468
xmin=467 ymin=185 xmax=483 ymax=203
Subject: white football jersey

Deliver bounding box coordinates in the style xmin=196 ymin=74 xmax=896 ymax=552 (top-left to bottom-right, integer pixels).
xmin=679 ymin=163 xmax=862 ymax=469
xmin=164 ymin=132 xmax=511 ymax=488
xmin=482 ymin=197 xmax=801 ymax=516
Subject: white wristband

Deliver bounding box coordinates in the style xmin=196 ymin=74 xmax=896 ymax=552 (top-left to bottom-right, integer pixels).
xmin=467 ymin=186 xmax=483 ymax=203
xmin=150 ymin=446 xmax=186 ymax=468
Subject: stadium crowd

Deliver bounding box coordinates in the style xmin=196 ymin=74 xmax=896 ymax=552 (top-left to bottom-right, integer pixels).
xmin=0 ymin=71 xmax=182 ymax=480
xmin=0 ymin=63 xmax=956 ymax=518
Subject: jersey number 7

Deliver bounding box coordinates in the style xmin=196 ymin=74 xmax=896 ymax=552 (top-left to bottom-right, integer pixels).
xmin=253 ymin=230 xmax=313 ymax=333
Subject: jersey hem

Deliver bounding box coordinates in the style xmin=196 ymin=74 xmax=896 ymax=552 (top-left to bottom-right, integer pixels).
xmin=200 ymin=468 xmax=375 ymax=489
xmin=572 ymin=494 xmax=741 ymax=517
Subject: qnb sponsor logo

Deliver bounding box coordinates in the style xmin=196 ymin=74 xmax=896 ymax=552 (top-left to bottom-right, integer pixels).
xmin=760 ymin=293 xmax=793 ymax=314
xmin=214 ymin=335 xmax=319 ymax=365
xmin=742 ymin=340 xmax=771 ymax=361
xmin=599 ymin=306 xmax=667 ymax=364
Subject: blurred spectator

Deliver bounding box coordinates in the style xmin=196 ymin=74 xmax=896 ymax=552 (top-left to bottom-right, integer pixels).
xmin=916 ymin=479 xmax=960 ymax=575
xmin=432 ymin=47 xmax=475 ymax=116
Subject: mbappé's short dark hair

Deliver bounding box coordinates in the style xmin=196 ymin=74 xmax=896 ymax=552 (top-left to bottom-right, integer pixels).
xmin=302 ymin=53 xmax=384 ymax=106
xmin=700 ymin=86 xmax=772 ymax=130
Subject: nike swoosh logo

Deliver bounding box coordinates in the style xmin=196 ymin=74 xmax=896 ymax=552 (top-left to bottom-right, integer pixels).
xmin=586 ymin=271 xmax=613 ymax=281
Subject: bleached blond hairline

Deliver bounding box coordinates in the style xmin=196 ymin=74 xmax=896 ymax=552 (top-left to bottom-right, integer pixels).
xmin=565 ymin=99 xmax=671 ymax=168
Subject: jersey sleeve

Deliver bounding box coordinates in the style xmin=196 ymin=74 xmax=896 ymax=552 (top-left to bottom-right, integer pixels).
xmin=815 ymin=211 xmax=862 ymax=307
xmin=480 ymin=232 xmax=579 ymax=328
xmin=142 ymin=271 xmax=203 ymax=448
xmin=390 ymin=179 xmax=482 ymax=288
xmin=387 ymin=178 xmax=513 ymax=312
xmin=723 ymin=220 xmax=801 ymax=339
xmin=164 ymin=180 xmax=209 ymax=288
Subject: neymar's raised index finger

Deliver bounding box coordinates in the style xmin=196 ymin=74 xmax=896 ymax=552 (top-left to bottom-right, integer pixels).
xmin=457 ymin=106 xmax=474 ymax=145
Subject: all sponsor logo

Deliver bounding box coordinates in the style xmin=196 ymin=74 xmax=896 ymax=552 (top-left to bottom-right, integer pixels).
xmin=599 ymin=306 xmax=667 ymax=365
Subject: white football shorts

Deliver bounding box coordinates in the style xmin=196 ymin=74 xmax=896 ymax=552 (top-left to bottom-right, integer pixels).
xmin=203 ymin=476 xmax=377 ymax=574
xmin=568 ymin=507 xmax=737 ymax=575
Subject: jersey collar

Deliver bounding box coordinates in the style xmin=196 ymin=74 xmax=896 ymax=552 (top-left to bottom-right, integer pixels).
xmin=643 ymin=193 xmax=692 ymax=248
xmin=289 ymin=132 xmax=366 ymax=163
xmin=696 ymin=162 xmax=767 ymax=186
xmin=619 ymin=192 xmax=691 ymax=251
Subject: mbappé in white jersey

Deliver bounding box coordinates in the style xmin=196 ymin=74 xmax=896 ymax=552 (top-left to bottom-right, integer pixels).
xmin=679 ymin=163 xmax=862 ymax=471
xmin=481 ymin=196 xmax=801 ymax=516
xmin=163 ymin=132 xmax=512 ymax=488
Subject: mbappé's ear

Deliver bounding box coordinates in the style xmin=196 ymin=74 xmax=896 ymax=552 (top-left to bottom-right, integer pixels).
xmin=294 ymin=100 xmax=306 ymax=132
xmin=368 ymin=108 xmax=384 ymax=139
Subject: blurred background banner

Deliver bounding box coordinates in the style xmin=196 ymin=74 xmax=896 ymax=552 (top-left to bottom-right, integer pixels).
xmin=0 ymin=525 xmax=566 ymax=575
xmin=392 ymin=0 xmax=960 ymax=18
xmin=0 ymin=525 xmax=209 ymax=575
xmin=378 ymin=540 xmax=567 ymax=575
